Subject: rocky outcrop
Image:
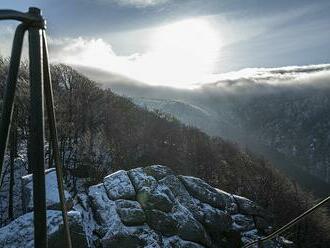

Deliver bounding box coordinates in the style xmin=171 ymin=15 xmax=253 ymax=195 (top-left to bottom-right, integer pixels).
xmin=0 ymin=164 xmax=290 ymax=247
xmin=80 ymin=165 xmax=288 ymax=248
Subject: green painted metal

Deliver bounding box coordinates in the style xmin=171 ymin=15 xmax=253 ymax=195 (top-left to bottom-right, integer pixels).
xmin=0 ymin=9 xmax=43 ymax=24
xmin=43 ymin=30 xmax=72 ymax=248
xmin=0 ymin=7 xmax=72 ymax=248
xmin=28 ymin=22 xmax=47 ymax=248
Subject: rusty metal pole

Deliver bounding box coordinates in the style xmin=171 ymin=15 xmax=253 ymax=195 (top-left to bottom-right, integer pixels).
xmin=27 ymin=7 xmax=47 ymax=248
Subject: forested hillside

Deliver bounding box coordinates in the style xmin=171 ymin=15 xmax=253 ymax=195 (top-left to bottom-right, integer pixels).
xmin=103 ymin=66 xmax=330 ymax=190
xmin=0 ymin=58 xmax=329 ymax=247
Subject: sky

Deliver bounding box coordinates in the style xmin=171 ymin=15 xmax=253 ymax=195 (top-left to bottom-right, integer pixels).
xmin=0 ymin=0 xmax=330 ymax=87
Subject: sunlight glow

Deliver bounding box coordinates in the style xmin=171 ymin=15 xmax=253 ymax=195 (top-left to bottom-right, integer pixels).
xmin=52 ymin=18 xmax=221 ymax=87
xmin=144 ymin=18 xmax=221 ymax=86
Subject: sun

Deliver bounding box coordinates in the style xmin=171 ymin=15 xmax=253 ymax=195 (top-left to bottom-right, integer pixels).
xmin=151 ymin=18 xmax=219 ymax=60
xmin=144 ymin=18 xmax=220 ymax=87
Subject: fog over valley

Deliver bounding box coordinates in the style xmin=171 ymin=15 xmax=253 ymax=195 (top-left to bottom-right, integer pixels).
xmin=75 ymin=63 xmax=330 ymax=196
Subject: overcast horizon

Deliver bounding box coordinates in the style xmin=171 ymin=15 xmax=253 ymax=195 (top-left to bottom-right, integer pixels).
xmin=1 ymin=0 xmax=330 ymax=87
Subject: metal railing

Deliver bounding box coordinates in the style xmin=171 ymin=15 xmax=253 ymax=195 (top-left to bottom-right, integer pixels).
xmin=0 ymin=7 xmax=72 ymax=248
xmin=243 ymin=195 xmax=330 ymax=248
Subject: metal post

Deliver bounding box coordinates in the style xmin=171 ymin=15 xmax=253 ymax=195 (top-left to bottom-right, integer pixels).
xmin=42 ymin=30 xmax=72 ymax=248
xmin=0 ymin=24 xmax=26 ymax=181
xmin=0 ymin=7 xmax=72 ymax=247
xmin=28 ymin=7 xmax=47 ymax=248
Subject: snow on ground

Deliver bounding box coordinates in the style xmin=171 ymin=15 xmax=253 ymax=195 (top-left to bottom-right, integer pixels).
xmin=21 ymin=168 xmax=72 ymax=212
xmin=0 ymin=210 xmax=82 ymax=248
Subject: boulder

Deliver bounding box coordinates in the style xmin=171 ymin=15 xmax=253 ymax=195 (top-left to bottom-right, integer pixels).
xmin=129 ymin=168 xmax=175 ymax=213
xmin=115 ymin=199 xmax=146 ymax=226
xmin=163 ymin=235 xmax=205 ymax=248
xmin=143 ymin=165 xmax=174 ymax=180
xmin=160 ymin=175 xmax=203 ymax=222
xmin=103 ymin=170 xmax=136 ymax=200
xmin=231 ymin=214 xmax=255 ymax=232
xmin=233 ymin=195 xmax=272 ymax=219
xmin=215 ymin=188 xmax=238 ymax=214
xmin=101 ymin=224 xmax=161 ymax=248
xmin=21 ymin=168 xmax=72 ymax=213
xmin=88 ymin=183 xmax=120 ymax=228
xmin=145 ymin=209 xmax=177 ymax=236
xmin=179 ymin=175 xmax=232 ymax=210
xmin=136 ymin=184 xmax=175 ymax=213
xmin=0 ymin=210 xmax=88 ymax=248
xmin=200 ymin=202 xmax=232 ymax=236
xmin=128 ymin=167 xmax=158 ymax=191
xmin=172 ymin=204 xmax=213 ymax=247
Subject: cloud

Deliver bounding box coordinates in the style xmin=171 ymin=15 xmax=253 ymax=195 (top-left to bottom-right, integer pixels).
xmin=207 ymin=64 xmax=330 ymax=84
xmin=0 ymin=25 xmax=16 ymax=57
xmin=48 ymin=19 xmax=220 ymax=88
xmin=48 ymin=35 xmax=330 ymax=92
xmin=111 ymin=0 xmax=169 ymax=8
xmin=49 ymin=36 xmax=139 ymax=77
xmin=197 ymin=64 xmax=330 ymax=97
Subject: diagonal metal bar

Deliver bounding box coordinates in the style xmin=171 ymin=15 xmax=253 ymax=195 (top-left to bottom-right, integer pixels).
xmin=42 ymin=30 xmax=72 ymax=248
xmin=28 ymin=23 xmax=47 ymax=248
xmin=0 ymin=24 xmax=26 ymax=184
xmin=243 ymin=195 xmax=330 ymax=248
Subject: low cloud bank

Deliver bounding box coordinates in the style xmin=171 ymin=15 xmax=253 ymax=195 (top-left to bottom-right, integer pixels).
xmin=198 ymin=64 xmax=330 ymax=96
xmin=73 ymin=62 xmax=330 ymax=98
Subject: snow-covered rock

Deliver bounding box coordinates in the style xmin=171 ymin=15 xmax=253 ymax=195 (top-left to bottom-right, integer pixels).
xmin=75 ymin=165 xmax=289 ymax=247
xmin=233 ymin=194 xmax=272 ymax=219
xmin=179 ymin=175 xmax=233 ymax=210
xmin=1 ymin=164 xmax=289 ymax=247
xmin=143 ymin=164 xmax=175 ymax=180
xmin=88 ymin=183 xmax=119 ymax=227
xmin=0 ymin=210 xmax=88 ymax=248
xmin=21 ymin=168 xmax=73 ymax=213
xmin=103 ymin=170 xmax=136 ymax=200
xmin=115 ymin=199 xmax=146 ymax=226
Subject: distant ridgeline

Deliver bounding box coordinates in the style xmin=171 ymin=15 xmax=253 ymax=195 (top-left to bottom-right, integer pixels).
xmin=0 ymin=59 xmax=329 ymax=247
xmin=125 ymin=81 xmax=330 ymax=190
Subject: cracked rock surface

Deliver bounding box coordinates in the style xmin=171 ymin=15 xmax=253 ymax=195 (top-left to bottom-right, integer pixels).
xmin=0 ymin=165 xmax=290 ymax=248
xmin=83 ymin=165 xmax=287 ymax=248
